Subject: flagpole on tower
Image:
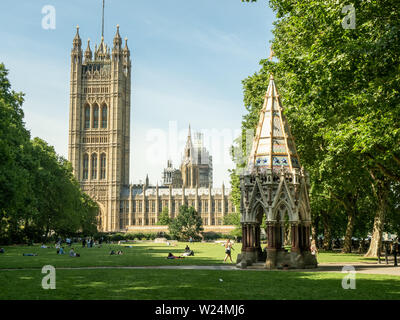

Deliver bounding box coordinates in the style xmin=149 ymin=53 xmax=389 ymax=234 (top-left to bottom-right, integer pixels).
xmin=102 ymin=0 xmax=105 ymax=38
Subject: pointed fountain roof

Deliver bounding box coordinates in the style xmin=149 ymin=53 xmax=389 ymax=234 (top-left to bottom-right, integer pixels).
xmin=247 ymin=74 xmax=301 ymax=171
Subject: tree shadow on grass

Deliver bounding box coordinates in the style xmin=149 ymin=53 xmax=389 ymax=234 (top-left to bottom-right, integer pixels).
xmin=2 ymin=269 xmax=400 ymax=300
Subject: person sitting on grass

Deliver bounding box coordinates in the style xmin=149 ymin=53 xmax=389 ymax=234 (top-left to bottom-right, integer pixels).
xmin=58 ymin=247 xmax=65 ymax=255
xmin=0 ymin=248 xmax=4 ymax=254
xmin=110 ymin=250 xmax=116 ymax=255
xmin=182 ymin=246 xmax=194 ymax=257
xmin=41 ymin=243 xmax=47 ymax=249
xmin=117 ymin=250 xmax=123 ymax=255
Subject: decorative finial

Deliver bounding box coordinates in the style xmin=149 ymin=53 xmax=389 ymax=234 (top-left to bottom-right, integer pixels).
xmin=269 ymin=46 xmax=275 ymax=79
xmin=269 ymin=45 xmax=274 ymax=61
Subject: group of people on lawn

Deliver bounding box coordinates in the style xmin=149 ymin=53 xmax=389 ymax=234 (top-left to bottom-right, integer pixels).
xmin=166 ymin=239 xmax=235 ymax=262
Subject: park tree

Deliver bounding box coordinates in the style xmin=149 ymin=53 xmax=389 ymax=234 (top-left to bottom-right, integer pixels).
xmin=0 ymin=63 xmax=99 ymax=244
xmin=0 ymin=63 xmax=33 ymax=242
xmin=223 ymin=211 xmax=242 ymax=238
xmin=168 ymin=205 xmax=203 ymax=241
xmin=231 ymin=0 xmax=400 ymax=255
xmin=157 ymin=207 xmax=171 ymax=225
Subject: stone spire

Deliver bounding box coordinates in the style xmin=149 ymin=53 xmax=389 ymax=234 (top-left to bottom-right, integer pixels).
xmin=84 ymin=39 xmax=92 ymax=62
xmin=247 ymin=74 xmax=301 ymax=171
xmin=113 ymin=24 xmax=122 ymax=49
xmin=95 ymin=36 xmax=110 ymax=61
xmin=123 ymin=37 xmax=130 ymax=57
xmin=182 ymin=124 xmax=195 ymax=165
xmin=72 ymin=25 xmax=82 ymax=50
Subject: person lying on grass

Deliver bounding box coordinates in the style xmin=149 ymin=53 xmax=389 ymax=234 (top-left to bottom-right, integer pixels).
xmin=167 ymin=252 xmax=184 ymax=259
xmin=69 ymin=248 xmax=80 ymax=257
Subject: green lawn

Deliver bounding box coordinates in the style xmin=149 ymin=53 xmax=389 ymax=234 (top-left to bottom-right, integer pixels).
xmin=1 ymin=268 xmax=399 ymax=300
xmin=0 ymin=242 xmax=377 ymax=269
xmin=0 ymin=241 xmax=393 ymax=300
xmin=0 ymin=242 xmax=239 ymax=269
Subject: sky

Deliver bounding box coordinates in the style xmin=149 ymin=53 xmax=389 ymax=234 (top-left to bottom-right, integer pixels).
xmin=0 ymin=0 xmax=275 ymax=187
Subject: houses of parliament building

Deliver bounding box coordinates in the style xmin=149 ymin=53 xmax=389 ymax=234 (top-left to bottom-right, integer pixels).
xmin=68 ymin=25 xmax=236 ymax=233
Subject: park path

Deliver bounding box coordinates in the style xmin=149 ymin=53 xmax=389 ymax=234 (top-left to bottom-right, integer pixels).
xmin=1 ymin=263 xmax=400 ymax=276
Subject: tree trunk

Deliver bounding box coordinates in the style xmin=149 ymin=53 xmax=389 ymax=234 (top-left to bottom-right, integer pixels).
xmin=342 ymin=209 xmax=355 ymax=253
xmin=323 ymin=225 xmax=332 ymax=250
xmin=311 ymin=215 xmax=319 ymax=244
xmin=321 ymin=211 xmax=332 ymax=250
xmin=364 ymin=172 xmax=390 ymax=258
xmin=365 ymin=192 xmax=387 ymax=257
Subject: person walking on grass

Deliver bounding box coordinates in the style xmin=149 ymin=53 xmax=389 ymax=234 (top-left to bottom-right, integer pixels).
xmin=310 ymin=240 xmax=318 ymax=256
xmin=223 ymin=239 xmax=234 ymax=263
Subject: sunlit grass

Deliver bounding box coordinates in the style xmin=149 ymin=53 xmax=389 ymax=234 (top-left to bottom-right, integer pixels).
xmin=0 ymin=242 xmax=376 ymax=270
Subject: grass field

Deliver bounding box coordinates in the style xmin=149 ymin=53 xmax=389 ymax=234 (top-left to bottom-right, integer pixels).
xmin=0 ymin=241 xmax=396 ymax=300
xmin=1 ymin=269 xmax=400 ymax=300
xmin=0 ymin=241 xmax=376 ymax=269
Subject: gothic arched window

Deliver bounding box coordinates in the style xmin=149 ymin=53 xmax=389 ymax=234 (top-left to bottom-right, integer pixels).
xmin=91 ymin=153 xmax=98 ymax=179
xmin=101 ymin=105 xmax=107 ymax=128
xmin=93 ymin=104 xmax=99 ymax=128
xmin=84 ymin=105 xmax=90 ymax=129
xmin=100 ymin=153 xmax=106 ymax=179
xmin=83 ymin=154 xmax=89 ymax=180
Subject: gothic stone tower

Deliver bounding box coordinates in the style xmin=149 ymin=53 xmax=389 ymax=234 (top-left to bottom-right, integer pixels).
xmin=68 ymin=25 xmax=131 ymax=231
xmin=236 ymin=74 xmax=317 ymax=269
xmin=180 ymin=125 xmax=213 ymax=188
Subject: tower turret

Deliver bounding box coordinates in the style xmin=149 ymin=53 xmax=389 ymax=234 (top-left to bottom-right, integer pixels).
xmin=72 ymin=25 xmax=82 ymax=51
xmin=71 ymin=26 xmax=82 ymax=65
xmin=84 ymin=39 xmax=92 ymax=62
xmin=113 ymin=25 xmax=122 ymax=49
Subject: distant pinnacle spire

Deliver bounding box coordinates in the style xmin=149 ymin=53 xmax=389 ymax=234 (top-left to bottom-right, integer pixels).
xmin=113 ymin=24 xmax=122 ymax=49
xmin=188 ymin=124 xmax=191 ymax=137
xmin=73 ymin=25 xmax=82 ymax=49
xmin=74 ymin=25 xmax=80 ymax=39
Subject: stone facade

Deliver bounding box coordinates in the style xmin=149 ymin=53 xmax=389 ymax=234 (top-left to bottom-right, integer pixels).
xmin=119 ymin=184 xmax=235 ymax=230
xmin=68 ymin=25 xmax=235 ymax=233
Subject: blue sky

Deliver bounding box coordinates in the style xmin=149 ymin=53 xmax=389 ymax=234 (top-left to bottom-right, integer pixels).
xmin=0 ymin=0 xmax=275 ymax=187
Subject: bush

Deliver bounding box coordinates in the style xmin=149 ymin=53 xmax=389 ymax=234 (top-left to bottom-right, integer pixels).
xmin=110 ymin=233 xmax=125 ymax=241
xmin=202 ymin=232 xmax=223 ymax=241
